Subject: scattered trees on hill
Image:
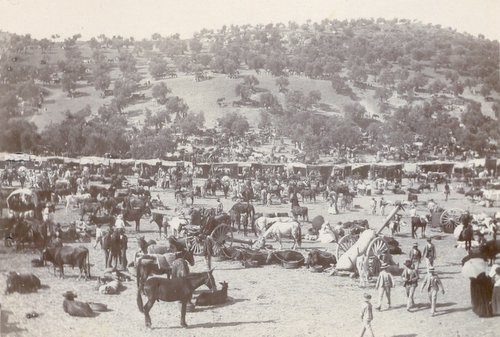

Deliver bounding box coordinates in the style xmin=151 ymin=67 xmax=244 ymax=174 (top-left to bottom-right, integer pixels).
xmin=218 ymin=112 xmax=250 ymax=135
xmin=149 ymin=56 xmax=168 ymax=79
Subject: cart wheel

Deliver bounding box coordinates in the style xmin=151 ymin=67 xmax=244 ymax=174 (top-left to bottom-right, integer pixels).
xmin=186 ymin=236 xmax=206 ymax=255
xmin=209 ymin=224 xmax=233 ymax=256
xmin=335 ymin=234 xmax=359 ymax=260
xmin=440 ymin=208 xmax=463 ymax=233
xmin=366 ymin=237 xmax=388 ymax=276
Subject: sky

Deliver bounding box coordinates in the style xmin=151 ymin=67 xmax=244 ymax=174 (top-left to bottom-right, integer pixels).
xmin=0 ymin=0 xmax=499 ymax=41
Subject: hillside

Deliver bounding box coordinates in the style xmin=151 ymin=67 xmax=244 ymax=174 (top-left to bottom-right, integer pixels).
xmin=0 ymin=19 xmax=499 ymax=159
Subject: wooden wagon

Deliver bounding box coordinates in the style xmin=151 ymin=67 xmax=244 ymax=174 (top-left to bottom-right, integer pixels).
xmin=335 ymin=203 xmax=405 ymax=276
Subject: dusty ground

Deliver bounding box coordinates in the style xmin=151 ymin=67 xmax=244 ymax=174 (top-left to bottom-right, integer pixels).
xmin=1 ymin=180 xmax=500 ymax=337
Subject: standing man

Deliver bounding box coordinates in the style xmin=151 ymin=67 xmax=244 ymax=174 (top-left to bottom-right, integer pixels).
xmin=379 ymin=197 xmax=387 ymax=216
xmin=119 ymin=228 xmax=128 ymax=270
xmin=409 ymin=242 xmax=422 ymax=272
xmin=421 ymin=267 xmax=445 ymax=316
xmin=360 ymin=293 xmax=375 ymax=337
xmin=422 ymin=238 xmax=436 ymax=271
xmin=444 ymin=182 xmax=450 ymax=201
xmin=401 ymin=260 xmax=419 ymax=311
xmin=375 ymin=263 xmax=394 ymax=311
xmin=370 ymin=197 xmax=377 ymax=215
xmin=216 ymin=198 xmax=223 ymax=215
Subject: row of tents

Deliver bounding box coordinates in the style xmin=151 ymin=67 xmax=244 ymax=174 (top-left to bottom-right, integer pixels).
xmin=1 ymin=153 xmax=498 ymax=180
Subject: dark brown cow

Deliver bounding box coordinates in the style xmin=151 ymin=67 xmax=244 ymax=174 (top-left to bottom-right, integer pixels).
xmin=42 ymin=246 xmax=91 ymax=280
xmin=5 ymin=272 xmax=42 ymax=294
xmin=306 ymin=250 xmax=337 ymax=268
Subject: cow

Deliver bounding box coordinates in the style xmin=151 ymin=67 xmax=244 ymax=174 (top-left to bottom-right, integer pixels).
xmin=195 ymin=282 xmax=228 ymax=306
xmin=42 ymin=246 xmax=91 ymax=280
xmin=5 ymin=272 xmax=42 ymax=294
xmin=62 ymin=291 xmax=94 ymax=317
xmin=306 ymin=250 xmax=337 ymax=268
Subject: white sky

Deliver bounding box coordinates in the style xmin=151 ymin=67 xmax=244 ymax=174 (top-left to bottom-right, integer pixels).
xmin=0 ymin=0 xmax=499 ymax=41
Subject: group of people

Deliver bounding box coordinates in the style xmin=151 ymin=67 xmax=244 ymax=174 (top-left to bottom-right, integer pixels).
xmin=369 ymin=197 xmax=389 ymax=216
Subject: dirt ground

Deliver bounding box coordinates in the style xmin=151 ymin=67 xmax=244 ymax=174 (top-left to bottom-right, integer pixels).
xmin=1 ymin=180 xmax=500 ymax=337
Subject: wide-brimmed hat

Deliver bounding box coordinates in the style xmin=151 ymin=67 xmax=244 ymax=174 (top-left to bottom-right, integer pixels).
xmin=429 ymin=267 xmax=436 ymax=272
xmin=413 ymin=242 xmax=418 ymax=247
xmin=404 ymin=260 xmax=412 ymax=268
xmin=364 ymin=293 xmax=372 ymax=300
xmin=426 ymin=238 xmax=432 ymax=242
xmin=62 ymin=291 xmax=76 ymax=299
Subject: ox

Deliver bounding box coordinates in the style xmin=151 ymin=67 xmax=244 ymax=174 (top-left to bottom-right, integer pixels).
xmin=5 ymin=272 xmax=42 ymax=294
xmin=62 ymin=291 xmax=94 ymax=317
xmin=306 ymin=250 xmax=337 ymax=268
xmin=42 ymin=246 xmax=91 ymax=280
xmin=195 ymin=281 xmax=229 ymax=306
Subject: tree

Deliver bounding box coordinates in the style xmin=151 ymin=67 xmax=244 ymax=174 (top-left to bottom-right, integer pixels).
xmin=218 ymin=112 xmax=250 ymax=135
xmin=174 ymin=111 xmax=205 ymax=135
xmin=0 ymin=119 xmax=40 ymax=152
xmin=259 ymin=92 xmax=280 ymax=110
xmin=429 ymin=79 xmax=446 ymax=94
xmin=374 ymin=87 xmax=391 ymax=103
xmin=151 ymin=82 xmax=171 ymax=104
xmin=275 ymin=76 xmax=290 ymax=93
xmin=61 ymin=72 xmax=78 ymax=97
xmin=343 ymin=102 xmax=367 ymax=123
xmin=149 ymin=57 xmax=168 ymax=79
xmin=166 ymin=96 xmax=189 ymax=119
xmin=243 ymin=75 xmax=259 ymax=90
xmin=235 ymin=84 xmax=252 ymax=101
xmin=189 ymin=38 xmax=203 ymax=54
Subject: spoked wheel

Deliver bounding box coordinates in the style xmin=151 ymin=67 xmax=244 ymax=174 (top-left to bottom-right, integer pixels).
xmin=366 ymin=237 xmax=388 ymax=276
xmin=209 ymin=224 xmax=233 ymax=256
xmin=440 ymin=208 xmax=463 ymax=233
xmin=335 ymin=234 xmax=359 ymax=260
xmin=186 ymin=235 xmax=206 ymax=256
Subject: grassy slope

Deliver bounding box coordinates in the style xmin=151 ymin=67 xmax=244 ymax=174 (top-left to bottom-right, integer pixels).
xmin=19 ymin=44 xmax=498 ymax=131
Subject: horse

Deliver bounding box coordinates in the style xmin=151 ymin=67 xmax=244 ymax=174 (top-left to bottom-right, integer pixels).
xmin=255 ymin=216 xmax=294 ymax=235
xmin=79 ymin=201 xmax=101 ymax=220
xmin=229 ymin=202 xmax=255 ymax=235
xmin=291 ymin=205 xmax=309 ymax=221
xmin=136 ymin=250 xmax=195 ymax=291
xmin=299 ymin=189 xmax=316 ymax=203
xmin=65 ymin=193 xmax=92 ymax=212
xmin=136 ymin=269 xmax=216 ymax=328
xmin=137 ymin=236 xmax=157 ymax=254
xmin=411 ymin=215 xmax=429 ymax=239
xmin=150 ymin=213 xmax=169 ymax=238
xmin=123 ymin=204 xmax=151 ymax=232
xmin=462 ymin=224 xmax=474 ymax=252
xmin=175 ymin=190 xmax=195 ymax=205
xmin=259 ymin=220 xmax=302 ymax=250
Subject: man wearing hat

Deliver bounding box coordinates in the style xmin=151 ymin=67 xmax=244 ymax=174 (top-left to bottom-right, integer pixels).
xmin=375 ymin=262 xmax=395 ymax=311
xmin=409 ymin=242 xmax=422 ymax=271
xmin=422 ymin=238 xmax=436 ymax=271
xmin=401 ymin=260 xmax=419 ymax=311
xmin=360 ymin=293 xmax=375 ymax=337
xmin=421 ymin=267 xmax=445 ymax=316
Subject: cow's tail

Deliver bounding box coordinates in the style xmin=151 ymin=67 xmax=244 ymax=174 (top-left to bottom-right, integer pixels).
xmin=86 ymin=250 xmax=91 ymax=279
xmin=136 ymin=256 xmax=143 ymax=290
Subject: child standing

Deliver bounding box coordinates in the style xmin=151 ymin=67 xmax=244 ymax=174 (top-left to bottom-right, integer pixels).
xmin=360 ymin=293 xmax=375 ymax=337
xmin=420 ymin=267 xmax=445 ymax=316
xmin=93 ymin=223 xmax=103 ymax=249
xmin=375 ymin=263 xmax=394 ymax=311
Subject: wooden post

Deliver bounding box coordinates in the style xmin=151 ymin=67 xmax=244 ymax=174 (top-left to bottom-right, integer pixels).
xmin=376 ymin=202 xmax=405 ymax=235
